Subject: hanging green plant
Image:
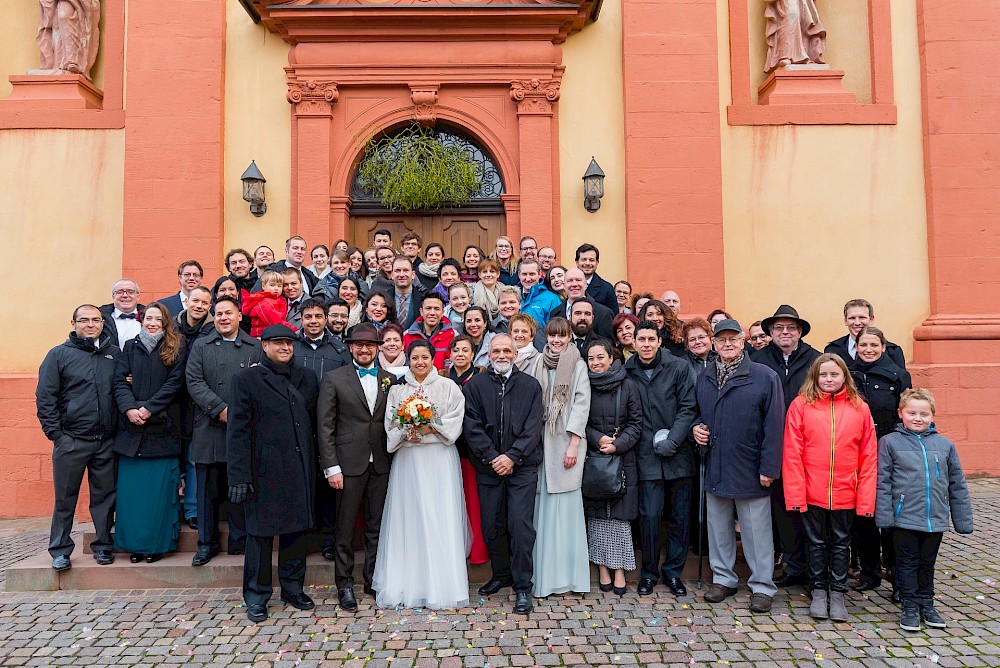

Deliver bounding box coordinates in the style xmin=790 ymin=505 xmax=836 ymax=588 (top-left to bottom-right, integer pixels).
xmin=356 ymin=124 xmax=482 ymax=211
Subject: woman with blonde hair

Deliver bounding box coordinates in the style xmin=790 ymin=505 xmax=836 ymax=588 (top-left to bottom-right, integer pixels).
xmin=492 ymin=235 xmax=520 ymax=286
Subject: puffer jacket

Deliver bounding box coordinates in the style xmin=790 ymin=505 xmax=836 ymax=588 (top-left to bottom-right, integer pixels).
xmin=403 ymin=317 xmax=456 ymax=370
xmin=783 ymin=388 xmax=878 ymax=515
xmin=875 ymin=425 xmax=974 ymax=534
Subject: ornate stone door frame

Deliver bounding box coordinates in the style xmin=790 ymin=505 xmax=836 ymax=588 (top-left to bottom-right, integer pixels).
xmin=248 ymin=0 xmax=600 ymax=254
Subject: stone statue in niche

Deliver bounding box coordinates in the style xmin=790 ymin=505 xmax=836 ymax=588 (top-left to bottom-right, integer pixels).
xmin=763 ymin=0 xmax=827 ymax=73
xmin=31 ymin=0 xmax=101 ymax=79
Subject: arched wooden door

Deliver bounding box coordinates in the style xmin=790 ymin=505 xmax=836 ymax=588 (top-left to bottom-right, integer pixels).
xmin=347 ymin=126 xmax=506 ymax=258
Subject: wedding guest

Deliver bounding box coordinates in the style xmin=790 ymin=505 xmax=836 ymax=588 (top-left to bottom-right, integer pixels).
xmin=282 ymin=268 xmax=308 ymax=330
xmin=403 ymin=293 xmax=456 ymax=370
xmin=631 ymin=293 xmax=653 ymax=318
xmin=492 ymin=287 xmax=521 ymax=334
xmin=463 ymin=334 xmax=545 ymax=614
xmin=510 ymin=313 xmax=542 ymax=376
xmin=253 ymin=246 xmax=274 ymax=273
xmin=321 ymin=250 xmax=367 ymax=301
xmin=228 ymin=325 xmax=319 ymax=622
xmin=464 ymin=306 xmax=496 ymax=369
xmin=531 ymin=317 xmax=592 ymax=597
xmin=472 ymin=258 xmax=503 ymax=320
xmin=242 ymin=270 xmax=290 ymax=337
xmin=307 ymin=244 xmax=332 ymax=280
xmin=112 ymin=303 xmax=187 ymax=564
xmin=400 ymin=232 xmax=424 ymax=272
xmin=681 ymin=318 xmax=718 ymax=375
xmin=338 ymin=277 xmax=364 ymax=328
xmin=385 ymin=255 xmax=428 ymax=329
xmin=225 ymin=248 xmax=257 ymax=293
xmin=348 ymin=246 xmax=369 ymax=284
xmin=826 ymin=299 xmax=906 ymax=369
xmin=583 ymin=339 xmax=642 ymax=596
xmin=370 ymin=247 xmax=397 ymax=296
xmin=446 ymin=282 xmax=471 ymax=335
xmin=612 ymin=313 xmax=639 ymax=361
xmin=363 ymin=291 xmax=395 ymax=332
xmin=377 ymin=323 xmax=408 ymax=376
xmin=576 ymin=243 xmax=618 ymax=314
xmin=433 ymin=259 xmax=464 ymax=304
xmin=536 ymin=245 xmax=557 ymax=272
xmin=461 ymin=245 xmax=485 ymax=284
xmin=100 ymin=278 xmax=143 ymax=350
xmin=333 ymin=239 xmax=350 ymax=253
xmin=614 ymin=281 xmax=632 ymax=314
xmin=36 ymin=305 xmax=122 ymax=570
xmin=546 ymin=265 xmax=567 ymax=301
xmin=327 ymin=299 xmax=351 ymax=341
xmin=160 ymin=260 xmax=204 ymax=317
xmin=519 ymin=261 xmax=562 ymax=328
xmin=553 ymin=269 xmax=615 ymax=340
xmin=448 ymin=335 xmax=490 ymax=566
xmin=626 ymin=320 xmax=698 ymax=597
xmin=362 ymin=248 xmax=379 ymax=288
xmin=416 ymin=242 xmax=445 ymax=291
xmin=637 ymin=300 xmax=684 ymax=357
xmin=783 ymin=354 xmax=878 ymax=622
xmin=747 ymin=320 xmax=770 ymax=351
xmin=318 ymin=323 xmax=397 ymax=612
xmin=493 ymin=236 xmax=520 ymax=286
xmin=374 ymin=340 xmax=469 ymax=609
xmin=706 ymin=309 xmax=733 ymax=328
xmin=186 ymin=296 xmax=257 ymax=565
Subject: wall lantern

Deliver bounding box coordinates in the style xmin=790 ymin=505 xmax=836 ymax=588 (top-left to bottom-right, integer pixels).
xmin=583 ymin=157 xmax=605 ymax=213
xmin=241 ymin=160 xmax=267 ymax=217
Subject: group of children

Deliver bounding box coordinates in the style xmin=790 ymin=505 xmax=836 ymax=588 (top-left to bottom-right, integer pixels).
xmin=782 ymin=355 xmax=973 ymax=632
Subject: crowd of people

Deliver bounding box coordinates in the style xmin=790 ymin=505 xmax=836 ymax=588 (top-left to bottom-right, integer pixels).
xmin=35 ymin=231 xmax=974 ymax=632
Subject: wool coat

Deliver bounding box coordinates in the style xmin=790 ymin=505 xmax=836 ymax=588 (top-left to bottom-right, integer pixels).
xmin=533 ymin=358 xmax=591 ymax=493
xmin=625 ymin=350 xmax=698 ymax=481
xmin=226 ymin=358 xmax=319 ymax=537
xmin=185 ymin=329 xmax=262 ymax=464
xmin=462 ymin=367 xmax=544 ymax=476
xmin=112 ymin=337 xmax=187 ymax=459
xmin=694 ymin=357 xmax=785 ymax=499
xmin=583 ymin=376 xmax=643 ymax=521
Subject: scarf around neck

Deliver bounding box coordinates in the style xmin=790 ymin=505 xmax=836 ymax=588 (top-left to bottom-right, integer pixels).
xmin=715 ymin=352 xmax=745 ymax=389
xmin=540 ymin=343 xmax=581 ymax=434
xmin=418 ymin=261 xmax=441 ymax=279
xmin=472 ymin=281 xmax=501 ymax=319
xmin=589 ymin=359 xmax=627 ymax=392
xmin=138 ymin=329 xmax=164 ymax=353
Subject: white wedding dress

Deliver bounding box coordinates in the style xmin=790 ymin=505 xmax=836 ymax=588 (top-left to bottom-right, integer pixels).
xmin=373 ymin=367 xmax=471 ymax=609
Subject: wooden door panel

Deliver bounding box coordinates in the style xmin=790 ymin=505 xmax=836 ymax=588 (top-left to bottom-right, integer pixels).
xmin=349 ymin=214 xmax=504 ymax=260
xmin=349 ymin=216 xmax=428 ymax=250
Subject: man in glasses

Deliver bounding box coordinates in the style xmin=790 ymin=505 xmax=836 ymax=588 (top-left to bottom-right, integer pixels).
xmin=751 ymin=304 xmax=821 ymax=590
xmin=100 ymin=278 xmax=144 ymax=349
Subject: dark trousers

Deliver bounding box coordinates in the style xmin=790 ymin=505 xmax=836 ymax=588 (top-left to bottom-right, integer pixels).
xmin=477 ymin=466 xmax=538 ymax=594
xmin=335 ymin=465 xmax=389 ymax=588
xmin=49 ymin=436 xmax=116 ymax=558
xmin=195 ymin=463 xmax=246 ymax=552
xmin=893 ymin=528 xmax=943 ymax=605
xmin=851 ymin=514 xmax=883 ymax=583
xmin=801 ymin=505 xmax=853 ymax=592
xmin=770 ymin=478 xmax=807 ymax=575
xmin=315 ymin=468 xmax=338 ymax=550
xmin=639 ymin=476 xmax=692 ymax=580
xmin=243 ymin=530 xmax=308 ymax=606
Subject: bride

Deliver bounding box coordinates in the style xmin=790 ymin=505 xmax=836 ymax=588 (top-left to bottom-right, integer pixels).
xmin=373 ymin=340 xmax=471 ymax=609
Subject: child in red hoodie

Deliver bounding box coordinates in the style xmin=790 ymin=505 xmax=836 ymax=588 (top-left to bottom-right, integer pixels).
xmin=242 ymin=270 xmax=292 ymax=337
xmin=783 ymin=353 xmax=877 ymax=623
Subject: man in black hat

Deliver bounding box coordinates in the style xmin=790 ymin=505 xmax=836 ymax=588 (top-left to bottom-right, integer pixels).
xmin=317 ymin=323 xmax=397 ymax=612
xmin=751 ymin=304 xmax=821 ymax=588
xmin=227 ymin=324 xmax=320 ymax=623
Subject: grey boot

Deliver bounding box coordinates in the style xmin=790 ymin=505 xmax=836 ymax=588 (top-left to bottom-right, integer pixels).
xmin=829 ymin=590 xmax=848 ymax=621
xmin=810 ymin=589 xmax=828 ymax=619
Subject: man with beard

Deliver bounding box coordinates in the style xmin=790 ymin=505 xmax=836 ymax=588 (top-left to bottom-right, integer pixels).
xmin=225 ymin=248 xmax=257 ymax=293
xmin=227 ymin=324 xmax=319 ymax=622
xmin=550 ymin=269 xmax=614 ymax=340
xmin=569 ymin=297 xmax=598 ymax=355
xmin=463 ymin=334 xmax=544 ymax=614
xmin=326 ymin=298 xmax=350 ymax=342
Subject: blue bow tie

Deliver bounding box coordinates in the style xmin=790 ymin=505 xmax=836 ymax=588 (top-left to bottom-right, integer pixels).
xmin=357 ymin=366 xmax=378 ymax=378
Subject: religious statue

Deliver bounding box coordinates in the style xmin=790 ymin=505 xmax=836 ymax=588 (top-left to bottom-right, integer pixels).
xmin=764 ymin=0 xmax=827 ymax=73
xmin=32 ymin=0 xmax=101 ymax=79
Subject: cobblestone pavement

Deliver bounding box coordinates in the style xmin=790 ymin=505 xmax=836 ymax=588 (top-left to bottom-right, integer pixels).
xmin=0 ymin=480 xmax=997 ymax=668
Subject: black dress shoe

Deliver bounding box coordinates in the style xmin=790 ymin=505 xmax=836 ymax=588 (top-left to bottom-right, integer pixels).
xmin=666 ymin=577 xmax=688 ymax=597
xmin=321 ymin=546 xmax=336 ymax=561
xmin=191 ymin=546 xmax=218 ymax=566
xmin=281 ymin=592 xmax=315 ymax=610
xmin=852 ymin=578 xmax=881 ymax=592
xmin=94 ymin=550 xmax=115 ymax=565
xmin=478 ymin=577 xmax=514 ymax=596
xmin=891 ymin=588 xmax=901 ymax=604
xmin=129 ymin=553 xmax=144 ymax=563
xmin=637 ymin=578 xmax=656 ymax=595
xmin=774 ymin=572 xmax=809 ymax=587
xmin=227 ymin=543 xmax=246 ymax=556
xmin=364 ymin=583 xmax=376 ymax=597
xmin=599 ymin=581 xmax=614 ymax=592
xmin=339 ymin=587 xmax=358 ymax=612
xmin=51 ymin=555 xmax=71 ymax=571
xmin=145 ymin=553 xmax=162 ymax=563
xmin=247 ymin=603 xmax=268 ymax=623
xmin=513 ymin=592 xmax=533 ymax=614
xmin=187 ymin=517 xmax=198 ymax=530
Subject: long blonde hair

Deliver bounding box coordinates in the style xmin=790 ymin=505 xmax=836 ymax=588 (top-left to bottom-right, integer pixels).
xmin=492 ymin=235 xmax=517 ymax=270
xmin=799 ymin=353 xmax=862 ymax=407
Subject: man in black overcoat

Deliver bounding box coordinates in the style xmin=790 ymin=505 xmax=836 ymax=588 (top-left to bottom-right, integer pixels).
xmin=227 ymin=324 xmax=319 ymax=623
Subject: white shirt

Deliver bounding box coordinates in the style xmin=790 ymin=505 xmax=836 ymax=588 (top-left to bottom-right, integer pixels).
xmin=112 ymin=308 xmax=141 ymax=349
xmin=323 ymin=364 xmax=378 ymax=478
xmin=847 ymin=337 xmax=858 ymax=359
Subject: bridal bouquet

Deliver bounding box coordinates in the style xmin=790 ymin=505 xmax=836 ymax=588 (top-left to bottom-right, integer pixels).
xmin=391 ymin=391 xmax=442 ymax=441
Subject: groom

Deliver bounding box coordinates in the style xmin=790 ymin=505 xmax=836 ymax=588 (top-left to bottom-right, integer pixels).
xmin=318 ymin=323 xmax=396 ymax=612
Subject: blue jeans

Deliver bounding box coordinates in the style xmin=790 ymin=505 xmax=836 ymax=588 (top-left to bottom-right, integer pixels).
xmin=639 ymin=477 xmax=692 ymax=580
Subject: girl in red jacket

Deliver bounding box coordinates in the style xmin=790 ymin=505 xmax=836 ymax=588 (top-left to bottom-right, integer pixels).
xmin=783 ymin=353 xmax=877 ymax=622
xmin=241 ymin=270 xmax=293 ymax=338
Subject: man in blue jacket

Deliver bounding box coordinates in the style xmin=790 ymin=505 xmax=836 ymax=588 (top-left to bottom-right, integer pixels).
xmin=518 ymin=260 xmax=561 ymax=328
xmin=694 ymin=319 xmax=785 ymax=613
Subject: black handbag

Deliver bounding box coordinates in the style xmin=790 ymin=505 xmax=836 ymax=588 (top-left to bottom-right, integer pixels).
xmin=581 ymin=388 xmax=627 ymax=501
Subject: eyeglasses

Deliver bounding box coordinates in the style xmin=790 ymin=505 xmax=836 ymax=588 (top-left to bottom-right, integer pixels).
xmin=687 ymin=335 xmax=710 ymax=343
xmin=771 ymin=325 xmax=799 ymax=333
xmin=520 ymin=245 xmax=536 ymax=252
xmin=113 ymin=289 xmax=138 ymax=296
xmin=713 ymin=337 xmax=743 ymax=346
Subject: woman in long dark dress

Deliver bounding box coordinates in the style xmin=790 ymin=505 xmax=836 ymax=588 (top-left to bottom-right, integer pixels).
xmin=112 ymin=302 xmax=187 ymax=563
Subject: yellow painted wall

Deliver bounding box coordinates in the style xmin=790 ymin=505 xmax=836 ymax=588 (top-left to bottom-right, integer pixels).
xmin=222 ymin=0 xmax=292 ymax=270
xmin=0 ymin=130 xmax=124 ymax=371
xmin=0 ymin=1 xmax=106 ymax=100
xmin=718 ymin=0 xmax=929 ymax=359
xmin=559 ymin=0 xmax=629 ymax=284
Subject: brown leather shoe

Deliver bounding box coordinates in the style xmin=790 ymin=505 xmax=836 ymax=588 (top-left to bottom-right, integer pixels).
xmin=749 ymin=592 xmax=773 ymax=613
xmin=703 ymin=584 xmax=738 ymax=603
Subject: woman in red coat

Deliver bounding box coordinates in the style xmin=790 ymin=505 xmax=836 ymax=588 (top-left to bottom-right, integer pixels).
xmin=783 ymin=353 xmax=877 ymax=622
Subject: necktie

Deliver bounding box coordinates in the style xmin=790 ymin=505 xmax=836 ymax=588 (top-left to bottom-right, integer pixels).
xmin=357 ymin=366 xmax=378 ymax=378
xmin=118 ymin=313 xmax=137 ymax=320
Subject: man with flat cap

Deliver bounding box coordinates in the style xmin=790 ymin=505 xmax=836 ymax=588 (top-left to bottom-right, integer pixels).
xmin=318 ymin=322 xmax=397 ymax=612
xmin=227 ymin=324 xmax=319 ymax=623
xmin=751 ymin=304 xmax=821 ymax=589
